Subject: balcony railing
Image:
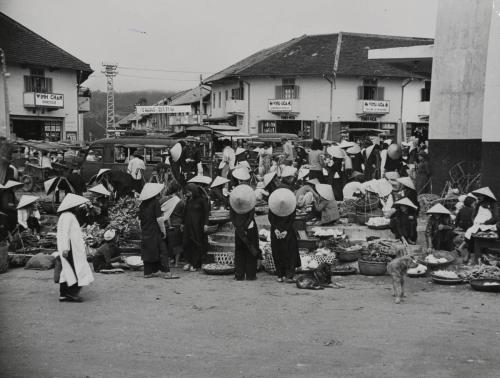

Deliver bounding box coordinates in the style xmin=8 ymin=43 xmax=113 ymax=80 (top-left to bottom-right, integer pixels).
xmin=225 ymin=99 xmax=246 ymax=114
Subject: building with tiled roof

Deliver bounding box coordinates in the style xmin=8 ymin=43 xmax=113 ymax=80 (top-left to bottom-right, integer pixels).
xmin=0 ymin=12 xmax=93 ymax=141
xmin=204 ymin=32 xmax=433 ymax=140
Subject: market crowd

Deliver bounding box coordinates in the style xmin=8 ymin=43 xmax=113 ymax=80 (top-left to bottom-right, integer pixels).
xmin=1 ymin=135 xmax=498 ymax=302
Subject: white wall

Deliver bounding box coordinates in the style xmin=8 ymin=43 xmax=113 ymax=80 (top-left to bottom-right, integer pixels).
xmin=210 ymin=75 xmax=427 ymax=134
xmin=7 ymin=65 xmax=79 ymax=135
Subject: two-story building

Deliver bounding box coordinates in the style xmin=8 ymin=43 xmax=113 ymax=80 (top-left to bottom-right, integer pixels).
xmin=0 ymin=12 xmax=93 ymax=142
xmin=204 ymin=32 xmax=433 ymax=141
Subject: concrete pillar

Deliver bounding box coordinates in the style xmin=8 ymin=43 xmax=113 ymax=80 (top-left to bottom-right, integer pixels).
xmin=428 ymin=0 xmax=492 ymax=192
xmin=480 ymin=0 xmax=500 ymax=198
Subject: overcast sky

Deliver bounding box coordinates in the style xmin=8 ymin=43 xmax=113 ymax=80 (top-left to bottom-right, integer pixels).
xmin=1 ymin=0 xmax=438 ymax=92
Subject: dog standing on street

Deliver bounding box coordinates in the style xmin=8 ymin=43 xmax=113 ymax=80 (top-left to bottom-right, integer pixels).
xmin=386 ymin=255 xmax=418 ymax=304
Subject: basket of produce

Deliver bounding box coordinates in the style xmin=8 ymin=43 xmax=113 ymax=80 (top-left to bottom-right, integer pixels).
xmin=313 ymin=250 xmax=336 ymax=265
xmin=358 ymin=252 xmax=392 ymax=276
xmin=355 ymin=209 xmax=384 ymax=226
xmin=469 ymin=279 xmax=500 ymax=292
xmin=419 ymin=251 xmax=455 ymax=268
xmin=431 ymin=270 xmax=466 ymax=285
xmin=204 ymin=224 xmax=219 ymax=234
xmin=213 ymin=252 xmax=235 ymax=266
xmin=124 ymin=256 xmax=144 ymax=270
xmin=366 ymin=217 xmax=391 ymax=230
xmin=335 ymin=245 xmax=363 ymax=262
xmin=202 ymin=263 xmax=235 ymax=275
xmin=299 ymin=254 xmax=319 ymax=271
xmin=406 ymin=263 xmax=428 ymax=277
xmin=354 ymin=193 xmax=380 ymax=213
xmin=466 ymin=264 xmax=500 ymax=281
xmin=311 ymin=227 xmax=344 ymax=239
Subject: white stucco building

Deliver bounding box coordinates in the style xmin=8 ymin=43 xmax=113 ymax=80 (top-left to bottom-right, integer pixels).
xmin=0 ymin=12 xmax=92 ymax=142
xmin=204 ymin=32 xmax=433 ymax=142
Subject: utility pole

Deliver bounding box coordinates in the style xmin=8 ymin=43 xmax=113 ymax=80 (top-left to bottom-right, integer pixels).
xmin=199 ymin=74 xmax=203 ymax=125
xmin=102 ymin=63 xmax=118 ymax=137
xmin=0 ymin=48 xmax=10 ymax=139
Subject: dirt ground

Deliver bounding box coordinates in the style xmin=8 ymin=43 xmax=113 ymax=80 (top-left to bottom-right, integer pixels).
xmin=1 ymin=264 xmax=500 ymax=378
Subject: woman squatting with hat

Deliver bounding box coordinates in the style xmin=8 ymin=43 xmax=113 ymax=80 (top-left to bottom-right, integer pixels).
xmin=268 ymin=188 xmax=300 ymax=283
xmin=229 ymin=185 xmax=260 ymax=280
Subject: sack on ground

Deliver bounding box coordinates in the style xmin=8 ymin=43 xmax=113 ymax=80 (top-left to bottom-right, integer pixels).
xmin=25 ymin=253 xmax=55 ymax=270
xmin=54 ymin=256 xmax=62 ymax=283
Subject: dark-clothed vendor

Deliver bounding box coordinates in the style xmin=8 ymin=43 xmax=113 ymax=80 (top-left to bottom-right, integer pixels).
xmin=425 ymin=204 xmax=455 ymax=252
xmin=312 ymin=183 xmax=340 ymax=225
xmin=263 ymin=172 xmax=280 ymax=196
xmin=88 ymin=184 xmax=111 ymax=227
xmin=209 ymin=176 xmax=230 ymax=209
xmin=390 ymin=197 xmax=418 ymax=245
xmin=93 ymin=229 xmax=122 ymax=272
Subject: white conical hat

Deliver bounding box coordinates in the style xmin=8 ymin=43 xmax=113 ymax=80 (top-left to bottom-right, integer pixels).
xmin=383 ymin=139 xmax=393 ymax=145
xmin=343 ymin=182 xmax=364 ymax=199
xmin=316 ymin=183 xmax=335 ymax=201
xmin=235 ymin=147 xmax=246 ymax=156
xmin=170 ymin=143 xmax=182 ymax=162
xmin=385 ymin=171 xmax=400 ymax=181
xmin=298 ymin=168 xmax=310 ymax=180
xmin=427 ymin=203 xmax=451 ymax=215
xmin=396 ymin=177 xmax=415 ymax=190
xmin=363 ymin=179 xmax=378 ymax=193
xmin=394 ymin=197 xmax=418 ymax=209
xmin=210 ymin=176 xmax=230 ymax=188
xmin=376 ymin=179 xmax=394 ymax=197
xmin=17 ymin=195 xmax=39 ymax=209
xmin=229 ymin=184 xmax=256 ymax=214
xmin=269 ymin=188 xmax=296 ymax=217
xmin=188 ymin=175 xmax=213 ymax=185
xmin=339 ymin=140 xmax=355 ymax=149
xmin=138 ymin=183 xmax=164 ymax=201
xmin=307 ymin=178 xmax=320 ymax=186
xmin=281 ymin=166 xmax=297 ymax=178
xmin=57 ymin=193 xmax=89 ymax=213
xmin=96 ymin=168 xmax=110 ymax=179
xmin=232 ymin=167 xmax=250 ymax=181
xmin=89 ymin=184 xmax=111 ymax=197
xmin=346 ymin=143 xmax=361 ymax=155
xmin=263 ymin=172 xmax=277 ymax=188
xmin=327 ymin=146 xmax=345 ymax=159
xmin=472 ymin=187 xmax=497 ymax=201
xmin=44 ymin=177 xmax=60 ymax=195
xmin=3 ymin=180 xmax=23 ymax=189
xmin=387 ymin=144 xmax=402 ymax=160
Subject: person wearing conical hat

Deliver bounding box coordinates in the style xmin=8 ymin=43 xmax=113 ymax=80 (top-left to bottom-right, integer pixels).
xmin=307 ymin=139 xmax=326 ymax=184
xmin=88 ymin=184 xmax=112 ymax=228
xmin=219 ymin=139 xmax=236 ymax=179
xmin=346 ymin=143 xmax=364 ymax=174
xmin=230 ymin=185 xmax=260 ymax=281
xmin=363 ymin=139 xmax=381 ymax=180
xmin=279 ymin=165 xmax=297 ymax=190
xmin=295 ymin=180 xmax=319 ymax=209
xmin=313 ymin=184 xmax=340 ymax=225
xmin=389 ymin=197 xmax=418 ymax=244
xmin=160 ymin=180 xmax=185 ymax=268
xmin=0 ymin=180 xmax=22 ymax=234
xmin=268 ymin=188 xmax=300 ymax=283
xmin=231 ymin=166 xmax=251 ymax=187
xmin=127 ymin=149 xmax=146 ymax=193
xmin=263 ymin=171 xmax=281 ymax=195
xmin=324 ymin=147 xmax=345 ymax=201
xmin=92 ymin=229 xmax=123 ymax=273
xmin=138 ymin=183 xmax=176 ymax=279
xmin=425 ymin=204 xmax=455 ymax=253
xmin=17 ymin=195 xmax=41 ymax=237
xmin=209 ymin=176 xmax=230 ymax=209
xmin=396 ymin=176 xmax=419 ymax=215
xmin=182 ymin=183 xmax=210 ymax=272
xmin=415 ymin=151 xmax=431 ymax=194
xmin=56 ymin=193 xmax=94 ymax=302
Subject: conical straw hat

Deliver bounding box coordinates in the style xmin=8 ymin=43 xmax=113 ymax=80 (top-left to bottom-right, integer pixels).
xmin=188 ymin=175 xmax=213 ymax=185
xmin=281 ymin=166 xmax=297 ymax=178
xmin=170 ymin=143 xmax=182 ymax=162
xmin=89 ymin=184 xmax=111 ymax=197
xmin=327 ymin=146 xmax=345 ymax=159
xmin=57 ymin=193 xmax=89 ymax=213
xmin=396 ymin=177 xmax=415 ymax=190
xmin=269 ymin=188 xmax=296 ymax=217
xmin=346 ymin=143 xmax=361 ymax=155
xmin=427 ymin=203 xmax=451 ymax=215
xmin=229 ymin=184 xmax=256 ymax=214
xmin=316 ymin=183 xmax=335 ymax=201
xmin=138 ymin=183 xmax=164 ymax=201
xmin=377 ymin=179 xmax=394 ymax=197
xmin=263 ymin=172 xmax=277 ymax=188
xmin=385 ymin=171 xmax=400 ymax=180
xmin=472 ymin=187 xmax=497 ymax=201
xmin=210 ymin=176 xmax=230 ymax=188
xmin=298 ymin=168 xmax=310 ymax=180
xmin=96 ymin=168 xmax=110 ymax=179
xmin=339 ymin=140 xmax=355 ymax=149
xmin=235 ymin=147 xmax=246 ymax=156
xmin=343 ymin=182 xmax=363 ymax=199
xmin=44 ymin=177 xmax=60 ymax=195
xmin=232 ymin=167 xmax=250 ymax=181
xmin=387 ymin=144 xmax=402 ymax=160
xmin=17 ymin=195 xmax=39 ymax=209
xmin=394 ymin=197 xmax=418 ymax=209
xmin=3 ymin=180 xmax=23 ymax=189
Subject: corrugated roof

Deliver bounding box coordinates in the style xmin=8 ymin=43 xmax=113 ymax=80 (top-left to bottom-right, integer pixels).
xmin=169 ymin=86 xmax=210 ymax=105
xmin=204 ymin=32 xmax=433 ymax=83
xmin=0 ymin=12 xmax=93 ymax=82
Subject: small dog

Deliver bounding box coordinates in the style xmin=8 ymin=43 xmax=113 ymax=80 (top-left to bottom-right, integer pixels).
xmin=386 ymin=255 xmax=418 ymax=304
xmin=296 ymin=263 xmax=344 ymax=290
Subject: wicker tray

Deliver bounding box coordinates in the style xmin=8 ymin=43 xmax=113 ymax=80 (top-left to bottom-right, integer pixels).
xmin=202 ymin=263 xmax=235 ymax=275
xmin=469 ymin=279 xmax=500 ymax=292
xmin=431 ymin=274 xmax=465 ymax=285
xmin=367 ymin=224 xmax=390 ymax=230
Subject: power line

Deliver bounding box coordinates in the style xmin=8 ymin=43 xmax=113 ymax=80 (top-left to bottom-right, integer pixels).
xmin=119 ymin=66 xmax=214 ymax=74
xmin=119 ymin=73 xmax=200 ymax=82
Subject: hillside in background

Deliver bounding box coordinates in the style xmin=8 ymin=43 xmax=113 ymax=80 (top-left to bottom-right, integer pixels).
xmin=83 ymin=90 xmax=176 ymax=141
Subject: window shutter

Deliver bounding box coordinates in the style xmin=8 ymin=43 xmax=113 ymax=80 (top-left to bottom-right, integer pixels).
xmin=358 ymin=86 xmax=363 ymax=100
xmin=47 ymin=78 xmax=53 ymax=93
xmin=24 ymin=76 xmax=30 ymax=92
xmin=275 ymin=86 xmax=280 ymax=99
xmin=377 ymin=87 xmax=384 ymax=100
xmin=294 ymin=85 xmax=300 ymax=99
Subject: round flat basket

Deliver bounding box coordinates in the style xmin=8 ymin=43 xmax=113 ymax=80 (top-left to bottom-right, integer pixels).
xmin=367 ymin=224 xmax=390 ymax=230
xmin=313 ymin=254 xmax=336 ymax=265
xmin=469 ymin=279 xmax=500 ymax=292
xmin=419 ymin=257 xmax=455 ymax=269
xmin=202 ymin=263 xmax=235 ymax=275
xmin=407 ymin=271 xmax=427 ymax=278
xmin=431 ymin=274 xmax=465 ymax=285
xmin=358 ymin=260 xmax=387 ymax=276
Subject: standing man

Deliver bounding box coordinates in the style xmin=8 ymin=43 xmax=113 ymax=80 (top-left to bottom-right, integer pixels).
xmin=282 ymin=137 xmax=295 ymax=166
xmin=127 ymin=150 xmax=146 ymax=193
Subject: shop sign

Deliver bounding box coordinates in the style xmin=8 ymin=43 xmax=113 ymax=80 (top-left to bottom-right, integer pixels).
xmin=136 ymin=105 xmax=191 ymax=114
xmin=360 ymin=115 xmax=378 ymax=122
xmin=361 ymin=100 xmax=390 ymax=114
xmin=281 ymin=114 xmax=296 ymax=120
xmin=35 ymin=93 xmax=64 ymax=108
xmin=268 ymin=99 xmax=292 ymax=112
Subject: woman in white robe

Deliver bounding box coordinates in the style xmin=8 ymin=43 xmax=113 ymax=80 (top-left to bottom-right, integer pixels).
xmin=56 ymin=194 xmax=94 ymax=302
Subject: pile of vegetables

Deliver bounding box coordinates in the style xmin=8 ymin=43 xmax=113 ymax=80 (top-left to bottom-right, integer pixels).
xmin=108 ymin=197 xmax=141 ymax=239
xmin=81 ymin=223 xmax=105 ymax=247
xmin=433 ymin=270 xmax=459 ymax=279
xmin=360 ymin=251 xmax=392 ymax=263
xmin=366 ymin=240 xmax=404 ymax=257
xmin=467 ymin=265 xmax=500 ymax=280
xmin=366 ymin=217 xmax=390 ymax=227
xmin=425 ymin=255 xmax=448 ymax=264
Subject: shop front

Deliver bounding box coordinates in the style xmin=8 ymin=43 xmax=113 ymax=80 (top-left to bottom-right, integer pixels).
xmin=258 ymin=119 xmax=316 ymax=138
xmin=11 ymin=117 xmax=64 ymax=141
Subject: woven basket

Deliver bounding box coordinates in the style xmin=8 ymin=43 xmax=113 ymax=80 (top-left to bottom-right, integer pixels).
xmin=418 ymin=193 xmax=441 ymax=213
xmin=313 ymin=254 xmax=336 ymax=265
xmin=354 ymin=193 xmax=380 ymax=213
xmin=213 ymin=252 xmax=235 ymax=265
xmin=202 ymin=263 xmax=235 ymax=275
xmin=205 ymin=224 xmax=219 ymax=234
xmin=263 ymin=252 xmax=276 ymax=273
